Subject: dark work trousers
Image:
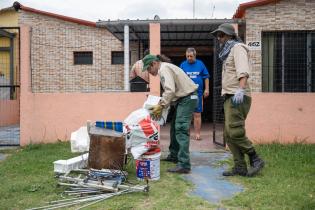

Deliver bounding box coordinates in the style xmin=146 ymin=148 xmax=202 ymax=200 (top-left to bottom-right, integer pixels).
xmin=169 ymin=93 xmax=198 ymax=169
xmin=224 ymin=95 xmax=254 ymax=170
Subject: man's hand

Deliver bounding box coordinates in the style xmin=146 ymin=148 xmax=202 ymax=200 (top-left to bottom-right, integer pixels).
xmin=232 ymin=88 xmax=245 ymax=105
xmin=149 ymin=104 xmax=163 ymax=120
xmin=204 ymin=89 xmax=209 ymax=98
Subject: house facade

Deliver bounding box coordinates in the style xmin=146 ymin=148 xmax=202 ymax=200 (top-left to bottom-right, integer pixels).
xmin=0 ymin=2 xmax=150 ymax=145
xmin=0 ymin=0 xmax=314 ymax=146
xmin=234 ymin=0 xmax=315 ymax=143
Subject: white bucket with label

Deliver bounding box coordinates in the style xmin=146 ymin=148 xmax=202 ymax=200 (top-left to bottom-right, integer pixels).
xmin=136 ymin=148 xmax=161 ymax=181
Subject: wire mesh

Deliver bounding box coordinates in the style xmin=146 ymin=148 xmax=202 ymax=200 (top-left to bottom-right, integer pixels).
xmin=262 ymin=31 xmax=315 ymax=92
xmin=212 ymin=39 xmax=225 ymax=146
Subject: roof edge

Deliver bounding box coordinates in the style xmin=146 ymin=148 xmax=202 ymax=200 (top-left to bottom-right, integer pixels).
xmin=97 ymin=18 xmax=244 ymax=27
xmin=233 ymin=0 xmax=281 ymax=19
xmin=12 ymin=1 xmax=96 ymax=27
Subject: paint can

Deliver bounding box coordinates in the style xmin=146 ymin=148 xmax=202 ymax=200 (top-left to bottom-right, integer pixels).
xmin=136 ymin=148 xmax=161 ymax=181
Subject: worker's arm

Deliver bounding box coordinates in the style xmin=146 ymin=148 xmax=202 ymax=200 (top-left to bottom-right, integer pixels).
xmin=239 ymin=76 xmax=248 ymax=89
xmin=232 ymin=75 xmax=248 ymax=105
xmin=232 ymin=44 xmax=250 ymax=105
xmin=130 ymin=64 xmax=136 ymax=80
xmin=159 ymin=70 xmax=176 ymax=108
xmin=204 ymin=78 xmax=209 ymax=98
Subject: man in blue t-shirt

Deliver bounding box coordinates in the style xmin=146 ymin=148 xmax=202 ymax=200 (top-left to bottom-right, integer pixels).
xmin=180 ymin=48 xmax=210 ymax=141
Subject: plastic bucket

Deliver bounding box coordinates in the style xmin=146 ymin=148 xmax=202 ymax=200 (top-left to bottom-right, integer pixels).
xmin=136 ymin=148 xmax=161 ymax=181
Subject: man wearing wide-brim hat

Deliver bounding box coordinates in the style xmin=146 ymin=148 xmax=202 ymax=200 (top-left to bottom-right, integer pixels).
xmin=211 ymin=23 xmax=264 ymax=177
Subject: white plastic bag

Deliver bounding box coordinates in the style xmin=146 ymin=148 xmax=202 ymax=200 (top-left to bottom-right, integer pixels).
xmin=124 ymin=108 xmax=159 ymax=158
xmin=124 ymin=108 xmax=151 ymax=125
xmin=124 ymin=108 xmax=159 ymax=141
xmin=130 ymin=143 xmax=150 ymax=159
xmin=143 ymin=95 xmax=169 ymax=125
xmin=70 ymin=126 xmax=90 ymax=153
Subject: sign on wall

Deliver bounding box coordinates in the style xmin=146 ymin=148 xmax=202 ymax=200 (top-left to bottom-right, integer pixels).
xmin=247 ymin=41 xmax=261 ymax=51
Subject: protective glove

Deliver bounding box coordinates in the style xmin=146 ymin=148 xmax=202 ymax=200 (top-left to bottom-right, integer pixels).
xmin=149 ymin=104 xmax=163 ymax=120
xmin=232 ymin=88 xmax=245 ymax=106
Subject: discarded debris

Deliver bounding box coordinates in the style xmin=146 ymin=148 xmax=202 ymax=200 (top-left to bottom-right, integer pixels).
xmin=28 ymin=168 xmax=149 ymax=210
xmin=53 ymin=153 xmax=88 ymax=174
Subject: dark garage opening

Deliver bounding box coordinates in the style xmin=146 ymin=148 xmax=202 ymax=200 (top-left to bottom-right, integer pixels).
xmin=97 ymin=18 xmax=244 ymax=146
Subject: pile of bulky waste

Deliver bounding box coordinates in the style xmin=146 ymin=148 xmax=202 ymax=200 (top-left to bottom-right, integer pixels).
xmin=29 ymin=95 xmax=167 ymax=209
xmin=69 ymin=95 xmax=168 ymax=160
xmin=28 ymin=168 xmax=149 ymax=210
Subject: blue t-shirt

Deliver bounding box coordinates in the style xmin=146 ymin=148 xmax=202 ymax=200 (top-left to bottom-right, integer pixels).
xmin=180 ymin=59 xmax=210 ymax=96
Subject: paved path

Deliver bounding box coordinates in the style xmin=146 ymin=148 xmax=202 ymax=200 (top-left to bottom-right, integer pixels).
xmin=185 ymin=152 xmax=243 ymax=204
xmin=0 ymin=125 xmax=19 ymax=145
xmin=160 ymin=123 xmax=243 ymax=204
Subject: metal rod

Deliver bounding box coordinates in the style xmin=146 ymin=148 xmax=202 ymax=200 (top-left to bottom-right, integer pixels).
xmin=29 ymin=194 xmax=111 ymax=210
xmin=76 ymin=190 xmax=129 ymax=210
xmin=48 ymin=194 xmax=101 ymax=204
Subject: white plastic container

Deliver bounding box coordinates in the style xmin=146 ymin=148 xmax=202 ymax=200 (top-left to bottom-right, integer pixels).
xmin=53 ymin=153 xmax=88 ymax=174
xmin=136 ymin=148 xmax=161 ymax=181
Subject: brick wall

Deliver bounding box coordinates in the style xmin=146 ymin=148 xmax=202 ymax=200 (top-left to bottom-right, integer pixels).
xmin=245 ymin=0 xmax=315 ymax=92
xmin=19 ymin=11 xmax=138 ymax=92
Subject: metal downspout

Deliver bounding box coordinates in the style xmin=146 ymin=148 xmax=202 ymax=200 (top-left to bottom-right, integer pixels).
xmin=124 ymin=25 xmax=130 ymax=91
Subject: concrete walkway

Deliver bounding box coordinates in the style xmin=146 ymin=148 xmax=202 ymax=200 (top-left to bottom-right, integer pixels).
xmin=185 ymin=152 xmax=243 ymax=204
xmin=160 ymin=123 xmax=243 ymax=204
xmin=0 ymin=124 xmax=20 ymax=146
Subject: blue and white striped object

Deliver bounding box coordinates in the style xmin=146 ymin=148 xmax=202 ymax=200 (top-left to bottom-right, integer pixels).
xmin=95 ymin=121 xmax=123 ymax=132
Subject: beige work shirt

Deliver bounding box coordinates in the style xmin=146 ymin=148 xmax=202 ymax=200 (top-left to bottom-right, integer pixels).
xmin=130 ymin=60 xmax=150 ymax=83
xmin=158 ymin=62 xmax=198 ymax=107
xmin=222 ymin=43 xmax=251 ymax=96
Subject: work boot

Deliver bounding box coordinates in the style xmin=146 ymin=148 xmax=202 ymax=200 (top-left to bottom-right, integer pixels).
xmin=161 ymin=155 xmax=178 ymax=163
xmin=222 ymin=167 xmax=248 ymax=177
xmin=247 ymin=150 xmax=265 ymax=177
xmin=167 ymin=165 xmax=190 ymax=174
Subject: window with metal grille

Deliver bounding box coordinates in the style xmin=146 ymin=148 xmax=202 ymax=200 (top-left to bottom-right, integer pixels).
xmin=73 ymin=51 xmax=93 ymax=65
xmin=262 ymin=31 xmax=315 ymax=92
xmin=111 ymin=51 xmax=124 ymax=64
xmin=111 ymin=51 xmax=131 ymax=65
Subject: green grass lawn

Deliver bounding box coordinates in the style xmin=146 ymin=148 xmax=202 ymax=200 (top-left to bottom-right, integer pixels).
xmin=0 ymin=142 xmax=314 ymax=210
xmin=223 ymin=144 xmax=315 ymax=210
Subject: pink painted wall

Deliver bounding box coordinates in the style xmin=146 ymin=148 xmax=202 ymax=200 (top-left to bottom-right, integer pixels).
xmin=20 ymin=25 xmax=315 ymax=145
xmin=247 ymin=93 xmax=315 ymax=144
xmin=0 ymin=100 xmax=19 ymax=126
xmin=20 ymin=25 xmax=149 ymax=145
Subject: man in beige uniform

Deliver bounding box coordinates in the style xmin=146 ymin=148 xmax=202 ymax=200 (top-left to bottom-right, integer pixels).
xmin=211 ymin=23 xmax=264 ymax=177
xmin=142 ymin=54 xmax=198 ymax=174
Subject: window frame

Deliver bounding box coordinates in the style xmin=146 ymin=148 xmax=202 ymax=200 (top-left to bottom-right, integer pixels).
xmin=73 ymin=51 xmax=93 ymax=65
xmin=111 ymin=51 xmax=131 ymax=65
xmin=261 ymin=31 xmax=314 ymax=92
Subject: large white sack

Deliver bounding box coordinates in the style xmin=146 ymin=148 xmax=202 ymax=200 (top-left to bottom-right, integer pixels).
xmin=143 ymin=95 xmax=169 ymax=125
xmin=70 ymin=126 xmax=90 ymax=153
xmin=124 ymin=108 xmax=159 ymax=141
xmin=124 ymin=108 xmax=159 ymax=146
xmin=124 ymin=108 xmax=151 ymax=125
xmin=124 ymin=108 xmax=159 ymax=157
xmin=130 ymin=143 xmax=150 ymax=159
